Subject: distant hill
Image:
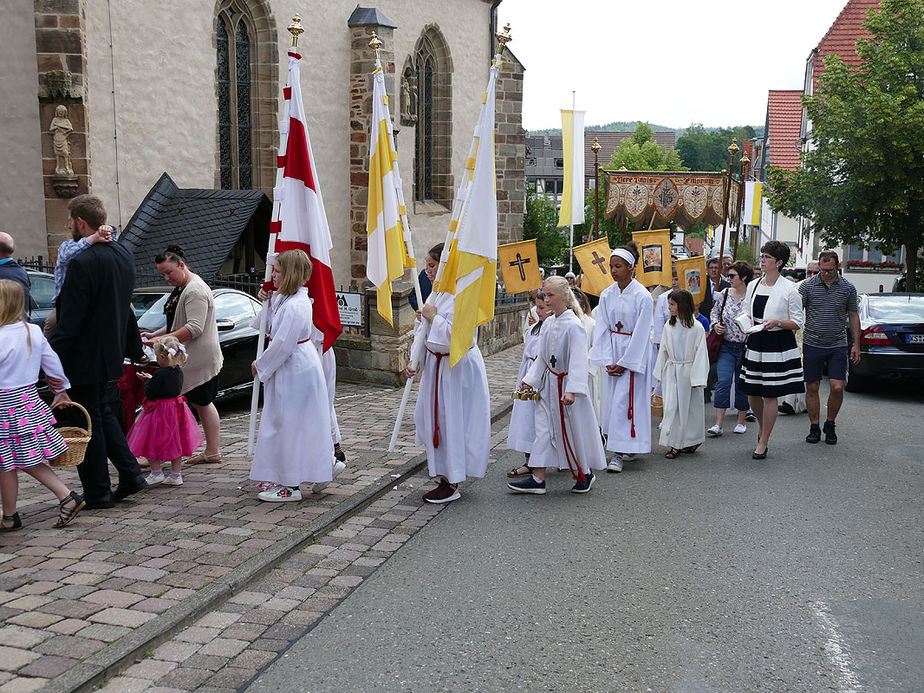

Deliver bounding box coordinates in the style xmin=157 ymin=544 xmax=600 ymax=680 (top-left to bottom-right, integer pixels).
xmin=529 ymin=121 xmax=765 ymax=139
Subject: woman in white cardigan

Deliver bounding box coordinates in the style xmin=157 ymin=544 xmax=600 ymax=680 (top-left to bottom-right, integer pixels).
xmin=737 ymin=241 xmax=805 ymax=459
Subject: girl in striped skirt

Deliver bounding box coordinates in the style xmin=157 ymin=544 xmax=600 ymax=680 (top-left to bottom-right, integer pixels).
xmin=737 ymin=241 xmax=805 ymax=459
xmin=0 ymin=280 xmax=84 ymax=530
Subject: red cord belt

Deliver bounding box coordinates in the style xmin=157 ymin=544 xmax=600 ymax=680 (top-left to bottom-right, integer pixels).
xmin=426 ymin=347 xmax=448 ymax=448
xmin=608 ymin=328 xmax=636 ymax=438
xmin=547 ymin=366 xmax=585 ymax=482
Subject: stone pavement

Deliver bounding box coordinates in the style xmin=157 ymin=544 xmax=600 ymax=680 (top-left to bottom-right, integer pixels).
xmin=0 ymin=343 xmax=524 ymax=693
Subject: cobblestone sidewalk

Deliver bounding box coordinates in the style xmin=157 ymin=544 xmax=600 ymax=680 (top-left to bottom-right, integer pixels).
xmin=0 ymin=344 xmax=523 ymax=693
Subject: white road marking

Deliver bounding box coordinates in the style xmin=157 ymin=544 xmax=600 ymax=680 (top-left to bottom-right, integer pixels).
xmin=812 ymin=600 xmax=862 ymax=692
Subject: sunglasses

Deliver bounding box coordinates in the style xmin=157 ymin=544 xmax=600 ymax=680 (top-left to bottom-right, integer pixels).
xmin=726 ymin=272 xmax=738 ymax=278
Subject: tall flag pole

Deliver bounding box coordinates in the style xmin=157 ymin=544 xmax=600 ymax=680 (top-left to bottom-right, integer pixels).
xmin=387 ymin=23 xmax=512 ymax=452
xmin=248 ymin=15 xmax=342 ymax=455
xmin=559 ymin=96 xmax=585 ymax=273
xmin=365 ymin=33 xmax=422 ymax=325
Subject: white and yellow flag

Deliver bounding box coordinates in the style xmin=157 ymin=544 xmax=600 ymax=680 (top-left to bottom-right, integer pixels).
xmin=557 ymin=109 xmax=586 ymax=228
xmin=743 ymin=181 xmax=763 ymax=226
xmin=432 ymin=61 xmax=499 ymax=366
xmin=366 ymin=63 xmax=413 ymax=326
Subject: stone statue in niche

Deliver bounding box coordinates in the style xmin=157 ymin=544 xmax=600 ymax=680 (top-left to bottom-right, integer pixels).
xmin=50 ymin=105 xmax=74 ymax=176
xmin=400 ymin=68 xmax=417 ymax=126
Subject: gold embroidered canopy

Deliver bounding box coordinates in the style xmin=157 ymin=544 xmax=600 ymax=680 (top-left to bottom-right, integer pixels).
xmin=604 ymin=171 xmax=740 ymax=229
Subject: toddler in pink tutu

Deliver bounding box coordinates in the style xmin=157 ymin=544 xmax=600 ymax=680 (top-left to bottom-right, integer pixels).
xmin=127 ymin=336 xmax=203 ymax=486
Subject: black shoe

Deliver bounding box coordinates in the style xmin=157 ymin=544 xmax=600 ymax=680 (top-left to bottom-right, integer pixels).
xmin=571 ymin=471 xmax=595 ymax=494
xmin=1 ymin=512 xmax=23 ymax=531
xmin=113 ymin=478 xmax=148 ymax=502
xmin=806 ymin=425 xmax=821 ymax=444
xmin=778 ymin=402 xmax=795 ymax=415
xmin=84 ymin=498 xmax=116 ymax=510
xmin=334 ymin=443 xmax=346 ymax=463
xmin=823 ymin=420 xmax=838 ymax=445
xmin=752 ymin=448 xmax=768 ymax=460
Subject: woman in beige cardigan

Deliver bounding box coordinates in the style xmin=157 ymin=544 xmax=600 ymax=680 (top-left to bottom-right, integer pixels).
xmin=141 ymin=246 xmax=224 ymax=464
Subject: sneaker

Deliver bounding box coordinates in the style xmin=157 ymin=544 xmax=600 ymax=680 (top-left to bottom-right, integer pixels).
xmin=332 ymin=460 xmax=346 ymax=477
xmin=571 ymin=471 xmax=595 ymax=494
xmin=745 ymin=411 xmax=757 ymax=422
xmin=707 ymin=425 xmax=723 ymax=437
xmin=258 ymin=486 xmax=302 ymax=502
xmin=423 ymin=479 xmax=461 ymax=504
xmin=507 ymin=477 xmax=546 ymax=494
xmin=606 ymin=456 xmax=623 ymax=473
xmin=823 ymin=420 xmax=838 ymax=445
xmin=806 ymin=424 xmax=821 ymax=444
xmin=733 ymin=423 xmax=747 ymax=434
xmin=334 ymin=443 xmax=346 ymax=463
xmin=778 ymin=402 xmax=796 ymax=415
xmin=162 ymin=473 xmax=183 ymax=486
xmin=619 ymin=453 xmax=634 ymax=463
xmin=145 ymin=471 xmax=165 ymax=485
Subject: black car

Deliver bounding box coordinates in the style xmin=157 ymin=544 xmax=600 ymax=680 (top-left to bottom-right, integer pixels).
xmin=26 ymin=270 xmax=56 ymax=328
xmin=134 ymin=287 xmax=263 ymax=400
xmin=847 ymin=292 xmax=924 ymax=391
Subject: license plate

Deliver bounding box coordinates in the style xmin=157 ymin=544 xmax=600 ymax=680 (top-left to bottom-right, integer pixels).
xmin=907 ymin=334 xmax=924 ymax=344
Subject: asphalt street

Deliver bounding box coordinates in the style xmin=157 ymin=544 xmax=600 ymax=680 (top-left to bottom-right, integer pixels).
xmin=248 ymin=380 xmax=923 ymax=693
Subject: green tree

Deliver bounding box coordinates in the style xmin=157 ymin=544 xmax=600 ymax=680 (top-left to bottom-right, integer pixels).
xmin=608 ymin=122 xmax=687 ymax=172
xmin=676 ymin=124 xmax=756 ymax=171
xmin=767 ymin=0 xmax=924 ymax=290
xmin=523 ymin=184 xmax=567 ymax=266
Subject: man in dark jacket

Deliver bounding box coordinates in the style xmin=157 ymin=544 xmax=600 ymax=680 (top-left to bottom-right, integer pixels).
xmin=0 ymin=232 xmax=32 ymax=314
xmin=50 ymin=195 xmax=146 ymax=508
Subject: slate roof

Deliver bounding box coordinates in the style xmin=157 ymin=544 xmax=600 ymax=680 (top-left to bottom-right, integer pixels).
xmin=525 ymin=131 xmax=676 ymax=182
xmin=583 ymin=131 xmax=675 ymax=181
xmin=764 ymin=90 xmax=804 ymax=171
xmin=811 ymin=0 xmax=881 ymax=93
xmin=120 ymin=173 xmax=272 ymax=288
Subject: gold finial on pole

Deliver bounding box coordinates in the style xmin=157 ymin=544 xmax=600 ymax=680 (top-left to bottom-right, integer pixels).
xmin=591 ymin=137 xmax=601 ymax=154
xmin=288 ymin=15 xmax=304 ymax=47
xmin=369 ymin=31 xmax=383 ymax=57
xmin=728 ymin=137 xmax=739 ymax=157
xmin=496 ymin=23 xmax=512 ymax=53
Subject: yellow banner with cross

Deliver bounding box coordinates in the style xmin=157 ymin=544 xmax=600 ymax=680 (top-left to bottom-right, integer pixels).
xmin=498 ymin=239 xmax=542 ymax=295
xmin=573 ymin=237 xmax=614 ymax=296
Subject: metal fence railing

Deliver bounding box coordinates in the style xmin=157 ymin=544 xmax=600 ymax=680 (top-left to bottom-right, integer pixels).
xmin=16 ymin=256 xmax=55 ymax=274
xmin=211 ymin=273 xmax=262 ymax=298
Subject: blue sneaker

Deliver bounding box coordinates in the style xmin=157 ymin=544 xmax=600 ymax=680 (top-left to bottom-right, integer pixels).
xmin=571 ymin=471 xmax=594 ymax=494
xmin=507 ymin=477 xmax=546 ymax=494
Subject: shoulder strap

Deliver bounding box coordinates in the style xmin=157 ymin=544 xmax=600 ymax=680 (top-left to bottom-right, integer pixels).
xmin=718 ymin=288 xmax=730 ymax=325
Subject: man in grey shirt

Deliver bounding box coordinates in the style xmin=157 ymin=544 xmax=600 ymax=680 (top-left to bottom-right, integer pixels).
xmin=798 ymin=250 xmax=860 ymax=445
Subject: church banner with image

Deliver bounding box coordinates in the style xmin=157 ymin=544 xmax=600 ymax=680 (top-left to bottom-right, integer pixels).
xmin=498 ymin=239 xmax=542 ymax=294
xmin=604 ymin=171 xmax=738 ymax=229
xmin=573 ymin=237 xmax=614 ymax=296
xmin=631 ymin=229 xmax=672 ymax=288
xmin=675 ymin=255 xmax=707 ymax=304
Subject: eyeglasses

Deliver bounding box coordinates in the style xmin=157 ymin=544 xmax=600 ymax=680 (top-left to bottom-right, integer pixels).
xmin=805 ymin=270 xmax=817 ymax=276
xmin=760 ymin=254 xmax=775 ymax=260
xmin=726 ymin=272 xmax=738 ymax=278
xmin=820 ymin=267 xmax=838 ymax=274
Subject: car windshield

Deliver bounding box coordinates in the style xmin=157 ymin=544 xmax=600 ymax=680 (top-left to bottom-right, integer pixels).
xmin=866 ymin=295 xmax=924 ymax=322
xmin=136 ymin=294 xmax=169 ymax=331
xmin=29 ymin=275 xmax=55 ymax=309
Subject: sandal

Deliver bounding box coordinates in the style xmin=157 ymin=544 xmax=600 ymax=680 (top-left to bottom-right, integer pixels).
xmin=52 ymin=492 xmax=85 ymax=529
xmin=1 ymin=513 xmax=22 ymax=531
xmin=186 ymin=451 xmax=223 ymax=465
xmin=664 ymin=448 xmax=682 ymax=459
xmin=681 ymin=444 xmax=701 ymax=454
xmin=506 ymin=464 xmax=532 ymax=478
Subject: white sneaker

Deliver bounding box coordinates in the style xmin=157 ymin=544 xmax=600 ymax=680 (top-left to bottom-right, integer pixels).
xmin=733 ymin=424 xmax=747 ymax=434
xmin=606 ymin=456 xmax=623 ymax=473
xmin=332 ymin=460 xmax=346 ymax=477
xmin=258 ymin=486 xmax=302 ymax=502
xmin=707 ymin=425 xmax=723 ymax=437
xmin=162 ymin=473 xmax=183 ymax=486
xmin=146 ymin=471 xmax=165 ymax=485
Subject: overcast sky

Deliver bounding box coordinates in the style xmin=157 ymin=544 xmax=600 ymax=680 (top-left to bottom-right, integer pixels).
xmin=496 ymin=0 xmax=853 ymax=131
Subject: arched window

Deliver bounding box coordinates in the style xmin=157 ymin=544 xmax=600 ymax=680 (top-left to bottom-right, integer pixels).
xmin=215 ymin=0 xmax=277 ymax=193
xmin=412 ymin=26 xmax=453 ymax=209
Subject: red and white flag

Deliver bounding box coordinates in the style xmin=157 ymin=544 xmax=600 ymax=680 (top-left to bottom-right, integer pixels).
xmin=272 ymin=48 xmax=342 ymax=351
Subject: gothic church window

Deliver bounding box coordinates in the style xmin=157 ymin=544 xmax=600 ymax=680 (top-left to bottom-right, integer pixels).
xmin=412 ymin=26 xmax=453 ymax=209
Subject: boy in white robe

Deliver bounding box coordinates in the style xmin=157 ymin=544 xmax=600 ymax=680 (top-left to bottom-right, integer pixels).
xmin=405 ymin=292 xmax=491 ymax=504
xmin=654 ymin=290 xmax=709 ymax=457
xmin=589 ymin=246 xmax=653 ymax=472
xmin=508 ymin=277 xmax=606 ymax=495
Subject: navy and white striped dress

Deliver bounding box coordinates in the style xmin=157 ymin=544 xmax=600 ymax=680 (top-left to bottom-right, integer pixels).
xmin=738 ymin=288 xmax=805 ymax=398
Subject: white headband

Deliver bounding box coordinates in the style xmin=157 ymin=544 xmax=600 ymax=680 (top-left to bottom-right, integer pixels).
xmin=610 ymin=248 xmax=636 ymax=267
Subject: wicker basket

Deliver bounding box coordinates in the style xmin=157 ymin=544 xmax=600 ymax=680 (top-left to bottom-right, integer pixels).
xmin=49 ymin=402 xmax=92 ymax=468
xmin=651 ymin=394 xmax=663 ymax=418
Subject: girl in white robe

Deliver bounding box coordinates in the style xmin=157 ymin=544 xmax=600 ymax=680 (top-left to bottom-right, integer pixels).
xmin=654 ymin=290 xmax=709 ymax=457
xmin=589 ymin=246 xmax=654 ymax=471
xmin=506 ymin=293 xmax=551 ymax=472
xmin=311 ymin=326 xmax=345 ymax=469
xmin=250 ymin=251 xmax=333 ymax=501
xmin=507 ymin=277 xmax=606 ymax=495
xmin=405 ymin=291 xmax=491 ymax=504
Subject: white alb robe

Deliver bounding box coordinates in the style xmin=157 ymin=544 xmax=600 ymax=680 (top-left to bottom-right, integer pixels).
xmin=589 ymin=279 xmax=653 ymax=454
xmin=411 ymin=293 xmax=491 ymax=484
xmin=523 ymin=310 xmax=606 ymax=474
xmin=650 ymin=291 xmax=672 ymax=396
xmin=312 ymin=326 xmax=342 ymax=445
xmin=250 ymin=288 xmax=333 ymax=485
xmin=580 ymin=313 xmax=604 ymax=425
xmin=507 ymin=321 xmax=543 ymax=453
xmin=654 ymin=320 xmax=709 ymax=449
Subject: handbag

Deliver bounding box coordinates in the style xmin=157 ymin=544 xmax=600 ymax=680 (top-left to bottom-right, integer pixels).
xmin=706 ymin=289 xmax=730 ymax=364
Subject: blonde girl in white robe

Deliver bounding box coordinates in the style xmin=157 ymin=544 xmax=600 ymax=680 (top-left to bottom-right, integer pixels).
xmin=405 ymin=291 xmax=491 ymax=504
xmin=654 ymin=289 xmax=709 ymax=458
xmin=506 ymin=293 xmax=551 ymax=476
xmin=250 ymin=250 xmax=333 ymax=501
xmin=589 ymin=246 xmax=654 ymax=472
xmin=507 ymin=277 xmax=606 ymax=495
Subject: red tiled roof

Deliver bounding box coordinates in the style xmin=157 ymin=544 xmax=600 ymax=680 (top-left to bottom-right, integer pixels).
xmin=812 ymin=0 xmax=881 ymax=93
xmin=583 ymin=130 xmax=675 ymax=179
xmin=766 ymin=90 xmax=803 ymax=171
xmin=741 ymin=139 xmax=755 ymax=174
